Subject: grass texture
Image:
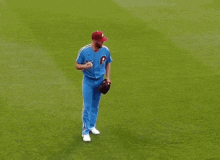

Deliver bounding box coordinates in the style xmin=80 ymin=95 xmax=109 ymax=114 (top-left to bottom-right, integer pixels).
xmin=0 ymin=0 xmax=220 ymax=159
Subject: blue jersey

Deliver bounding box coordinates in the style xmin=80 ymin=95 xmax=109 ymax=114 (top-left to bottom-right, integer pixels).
xmin=76 ymin=44 xmax=112 ymax=79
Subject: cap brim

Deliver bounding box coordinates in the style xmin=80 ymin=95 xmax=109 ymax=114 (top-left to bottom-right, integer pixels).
xmin=102 ymin=37 xmax=108 ymax=42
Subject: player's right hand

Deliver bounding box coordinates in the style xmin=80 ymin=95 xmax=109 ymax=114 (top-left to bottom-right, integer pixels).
xmin=84 ymin=62 xmax=93 ymax=69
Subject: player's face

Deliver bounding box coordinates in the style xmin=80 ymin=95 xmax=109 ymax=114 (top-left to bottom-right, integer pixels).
xmin=95 ymin=40 xmax=104 ymax=48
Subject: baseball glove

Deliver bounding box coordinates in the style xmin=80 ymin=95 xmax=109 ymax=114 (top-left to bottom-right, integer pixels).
xmin=98 ymin=79 xmax=111 ymax=94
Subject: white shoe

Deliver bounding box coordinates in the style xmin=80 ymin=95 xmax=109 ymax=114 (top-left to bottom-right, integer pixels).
xmin=83 ymin=134 xmax=91 ymax=142
xmin=90 ymin=128 xmax=100 ymax=135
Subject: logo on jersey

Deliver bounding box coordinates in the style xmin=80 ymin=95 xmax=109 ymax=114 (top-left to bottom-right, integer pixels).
xmin=100 ymin=56 xmax=107 ymax=65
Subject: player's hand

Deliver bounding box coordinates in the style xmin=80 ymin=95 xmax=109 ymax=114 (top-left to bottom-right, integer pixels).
xmin=106 ymin=77 xmax=111 ymax=84
xmin=84 ymin=62 xmax=93 ymax=69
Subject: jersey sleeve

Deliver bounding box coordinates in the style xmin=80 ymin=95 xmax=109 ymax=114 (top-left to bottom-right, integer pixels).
xmin=105 ymin=47 xmax=112 ymax=64
xmin=76 ymin=48 xmax=84 ymax=64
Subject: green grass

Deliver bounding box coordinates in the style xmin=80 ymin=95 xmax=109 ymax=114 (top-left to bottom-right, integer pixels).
xmin=1 ymin=0 xmax=220 ymax=159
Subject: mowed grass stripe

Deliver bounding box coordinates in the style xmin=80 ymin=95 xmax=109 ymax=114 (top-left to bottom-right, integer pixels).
xmin=111 ymin=0 xmax=220 ymax=159
xmin=114 ymin=0 xmax=220 ymax=71
xmin=0 ymin=4 xmax=82 ymax=160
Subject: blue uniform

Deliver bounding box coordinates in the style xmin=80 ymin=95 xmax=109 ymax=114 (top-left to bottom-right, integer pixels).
xmin=76 ymin=44 xmax=112 ymax=136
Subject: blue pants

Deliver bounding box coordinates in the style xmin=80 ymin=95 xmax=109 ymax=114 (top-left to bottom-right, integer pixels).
xmin=82 ymin=76 xmax=103 ymax=135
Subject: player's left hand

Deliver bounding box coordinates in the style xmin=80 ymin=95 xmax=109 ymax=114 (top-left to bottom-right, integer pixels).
xmin=106 ymin=78 xmax=111 ymax=84
xmin=99 ymin=79 xmax=111 ymax=94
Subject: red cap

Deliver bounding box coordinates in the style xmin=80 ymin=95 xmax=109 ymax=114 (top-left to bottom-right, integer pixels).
xmin=92 ymin=31 xmax=108 ymax=42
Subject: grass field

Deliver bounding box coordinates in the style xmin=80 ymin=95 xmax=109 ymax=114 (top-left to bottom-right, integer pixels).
xmin=1 ymin=0 xmax=220 ymax=159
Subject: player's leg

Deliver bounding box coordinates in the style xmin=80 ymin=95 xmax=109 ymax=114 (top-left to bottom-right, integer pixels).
xmin=82 ymin=77 xmax=93 ymax=136
xmin=90 ymin=88 xmax=102 ymax=129
xmin=90 ymin=77 xmax=103 ymax=130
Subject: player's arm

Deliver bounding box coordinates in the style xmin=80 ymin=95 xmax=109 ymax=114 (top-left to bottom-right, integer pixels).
xmin=76 ymin=48 xmax=93 ymax=70
xmin=75 ymin=62 xmax=92 ymax=70
xmin=106 ymin=63 xmax=111 ymax=83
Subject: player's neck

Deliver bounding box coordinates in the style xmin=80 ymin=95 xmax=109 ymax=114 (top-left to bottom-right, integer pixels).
xmin=91 ymin=44 xmax=100 ymax=52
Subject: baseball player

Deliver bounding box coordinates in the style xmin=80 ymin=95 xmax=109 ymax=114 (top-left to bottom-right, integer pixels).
xmin=75 ymin=31 xmax=112 ymax=142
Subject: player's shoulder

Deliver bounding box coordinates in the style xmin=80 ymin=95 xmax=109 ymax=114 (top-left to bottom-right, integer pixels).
xmin=79 ymin=44 xmax=91 ymax=53
xmin=102 ymin=45 xmax=110 ymax=52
